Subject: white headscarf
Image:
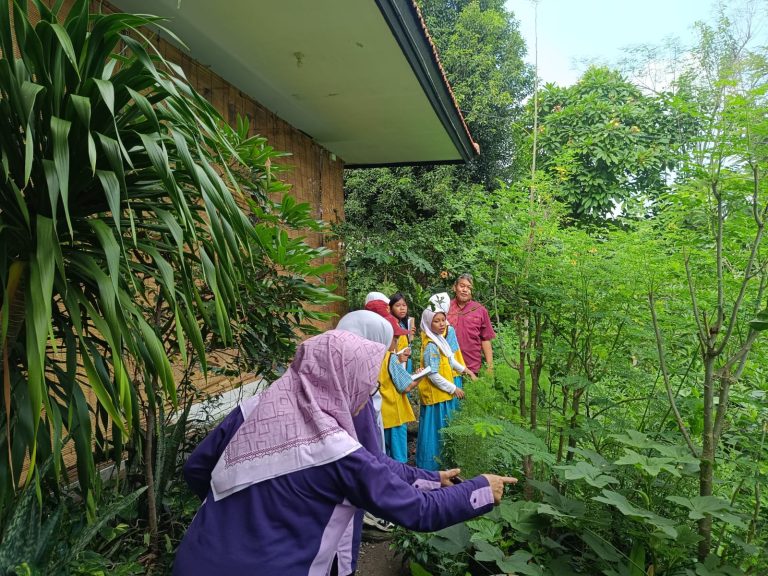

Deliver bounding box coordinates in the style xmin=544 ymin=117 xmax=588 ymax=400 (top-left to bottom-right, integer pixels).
xmin=420 ymin=308 xmax=453 ymax=359
xmin=336 ymin=310 xmax=392 ymax=453
xmin=364 ymin=291 xmax=390 ymax=305
xmin=336 ymin=310 xmax=393 ymax=346
xmin=429 ymin=292 xmax=451 ymax=317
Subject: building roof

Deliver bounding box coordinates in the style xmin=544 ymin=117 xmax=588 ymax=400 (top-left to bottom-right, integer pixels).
xmin=109 ymin=0 xmax=478 ymax=166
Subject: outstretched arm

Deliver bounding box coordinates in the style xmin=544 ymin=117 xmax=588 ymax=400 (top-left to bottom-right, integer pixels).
xmin=331 ymin=450 xmax=502 ymax=532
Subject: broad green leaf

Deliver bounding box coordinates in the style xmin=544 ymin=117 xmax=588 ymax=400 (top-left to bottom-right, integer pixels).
xmin=611 ymin=430 xmax=659 ymax=451
xmin=429 ymin=523 xmax=471 ymax=555
xmin=628 ymin=540 xmax=646 ymax=576
xmin=593 ymin=490 xmax=678 ymax=538
xmin=96 ymin=169 xmax=122 ymax=230
xmin=69 ymin=94 xmax=96 ymax=174
xmin=47 ymin=22 xmax=80 ymax=77
xmin=24 ymin=216 xmax=57 ymax=478
xmin=79 ymin=341 xmax=127 ymax=435
xmin=614 ymin=449 xmax=680 ymax=477
xmin=498 ymin=499 xmax=539 ymax=534
xmin=473 ymin=539 xmax=504 ymax=563
xmin=666 ymin=495 xmax=747 ymax=528
xmin=93 ymin=78 xmax=115 ymax=116
xmin=581 ymin=530 xmax=622 ymax=562
xmin=556 ymin=460 xmax=619 ymax=487
xmin=496 ymin=550 xmax=543 ymax=576
xmin=137 ymin=318 xmax=176 ymax=405
xmin=20 ymin=81 xmax=44 ymax=185
xmin=89 ymin=220 xmax=120 ymax=294
xmin=95 ymin=134 xmax=126 ymax=194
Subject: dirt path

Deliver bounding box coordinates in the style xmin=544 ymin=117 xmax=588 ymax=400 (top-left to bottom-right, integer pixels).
xmin=355 ymin=538 xmax=409 ymax=576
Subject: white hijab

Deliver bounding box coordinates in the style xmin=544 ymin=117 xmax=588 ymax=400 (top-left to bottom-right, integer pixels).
xmin=336 ymin=310 xmax=393 ymax=346
xmin=420 ymin=308 xmax=453 ymax=359
xmin=336 ymin=310 xmax=391 ymax=453
xmin=364 ymin=291 xmax=390 ymax=305
xmin=429 ymin=292 xmax=451 ymax=317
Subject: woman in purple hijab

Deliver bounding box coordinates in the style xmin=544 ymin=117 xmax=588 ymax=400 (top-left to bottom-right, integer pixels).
xmin=173 ymin=330 xmax=516 ymax=575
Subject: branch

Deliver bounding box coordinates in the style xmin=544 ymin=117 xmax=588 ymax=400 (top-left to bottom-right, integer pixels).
xmin=685 ymin=251 xmax=708 ymax=346
xmin=715 ymin=183 xmax=725 ymax=336
xmin=717 ymin=330 xmax=759 ymax=383
xmin=649 ymin=291 xmax=699 ymax=457
xmin=714 ymin=212 xmax=765 ymax=357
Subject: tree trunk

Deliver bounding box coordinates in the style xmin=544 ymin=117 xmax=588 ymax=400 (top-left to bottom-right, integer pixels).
xmin=517 ymin=310 xmax=529 ymax=419
xmin=698 ymin=355 xmax=715 ymax=560
xmin=556 ymin=387 xmax=568 ymax=464
xmin=145 ymin=399 xmax=159 ymax=556
xmin=565 ymin=388 xmax=583 ymax=463
xmin=530 ymin=312 xmax=544 ymax=430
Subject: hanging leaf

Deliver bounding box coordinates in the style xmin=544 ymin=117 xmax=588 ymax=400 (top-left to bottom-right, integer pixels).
xmin=748 ymin=308 xmax=768 ymax=331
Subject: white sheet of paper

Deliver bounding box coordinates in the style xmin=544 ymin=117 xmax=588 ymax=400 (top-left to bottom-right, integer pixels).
xmin=411 ymin=366 xmax=432 ymax=381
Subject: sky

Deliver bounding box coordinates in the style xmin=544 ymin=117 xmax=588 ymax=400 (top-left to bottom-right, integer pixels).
xmin=505 ymin=0 xmax=725 ymax=87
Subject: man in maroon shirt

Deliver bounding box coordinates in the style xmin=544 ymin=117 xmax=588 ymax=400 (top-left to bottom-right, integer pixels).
xmin=447 ymin=273 xmax=496 ymax=374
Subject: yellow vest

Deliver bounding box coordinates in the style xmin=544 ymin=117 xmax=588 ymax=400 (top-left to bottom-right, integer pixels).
xmin=418 ymin=335 xmax=455 ymax=406
xmin=379 ymin=351 xmax=416 ymax=428
xmin=452 ymin=348 xmax=467 ymax=378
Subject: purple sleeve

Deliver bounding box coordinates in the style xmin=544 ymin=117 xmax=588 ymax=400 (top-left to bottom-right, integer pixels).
xmin=479 ymin=306 xmax=496 ymax=341
xmin=333 ymin=450 xmax=494 ymax=532
xmin=373 ymin=452 xmax=441 ymax=487
xmin=183 ymin=408 xmax=244 ymax=500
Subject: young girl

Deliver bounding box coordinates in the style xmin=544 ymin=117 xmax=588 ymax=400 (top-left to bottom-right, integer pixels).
xmin=429 ymin=292 xmax=474 ymax=409
xmin=416 ymin=308 xmax=470 ymax=470
xmin=364 ymin=293 xmax=421 ymax=462
xmin=389 ymin=292 xmax=414 ymax=371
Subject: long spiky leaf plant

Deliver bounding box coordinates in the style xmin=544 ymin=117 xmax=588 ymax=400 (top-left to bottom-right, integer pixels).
xmin=0 ymin=0 xmax=339 ymax=524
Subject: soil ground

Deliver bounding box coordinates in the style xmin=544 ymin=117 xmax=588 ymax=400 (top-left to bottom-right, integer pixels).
xmin=355 ymin=537 xmax=409 ymax=576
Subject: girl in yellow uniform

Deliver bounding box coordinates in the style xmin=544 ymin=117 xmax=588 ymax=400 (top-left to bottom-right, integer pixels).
xmin=429 ymin=292 xmax=474 ymax=410
xmin=416 ymin=308 xmax=470 ymax=470
xmin=363 ymin=293 xmax=422 ymax=462
xmin=378 ymin=345 xmax=417 ymax=462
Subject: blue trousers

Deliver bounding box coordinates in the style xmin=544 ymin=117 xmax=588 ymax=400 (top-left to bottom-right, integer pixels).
xmin=384 ymin=424 xmax=408 ymax=463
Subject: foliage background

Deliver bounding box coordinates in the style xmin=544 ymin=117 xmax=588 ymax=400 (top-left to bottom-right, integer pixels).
xmin=341 ymin=1 xmax=768 ymax=574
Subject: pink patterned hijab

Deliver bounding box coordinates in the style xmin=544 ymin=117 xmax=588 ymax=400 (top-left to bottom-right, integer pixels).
xmin=210 ymin=330 xmax=386 ymax=500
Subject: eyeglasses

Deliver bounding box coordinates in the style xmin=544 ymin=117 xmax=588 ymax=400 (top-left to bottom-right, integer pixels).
xmin=370 ymin=382 xmax=381 ymax=397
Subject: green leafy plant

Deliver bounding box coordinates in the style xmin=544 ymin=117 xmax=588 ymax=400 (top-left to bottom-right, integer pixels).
xmin=0 ymin=464 xmax=147 ymax=575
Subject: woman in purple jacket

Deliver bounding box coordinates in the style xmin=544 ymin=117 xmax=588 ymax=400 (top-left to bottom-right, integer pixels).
xmin=173 ymin=330 xmax=516 ymax=575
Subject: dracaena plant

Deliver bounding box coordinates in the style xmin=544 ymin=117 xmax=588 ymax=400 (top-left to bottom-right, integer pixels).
xmin=0 ymin=0 xmax=338 ymax=524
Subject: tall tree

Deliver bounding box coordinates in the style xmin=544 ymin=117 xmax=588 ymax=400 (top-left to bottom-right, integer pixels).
xmin=535 ymin=66 xmax=697 ymax=220
xmin=420 ymin=0 xmax=533 ymax=187
xmin=648 ymin=8 xmax=768 ymax=559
